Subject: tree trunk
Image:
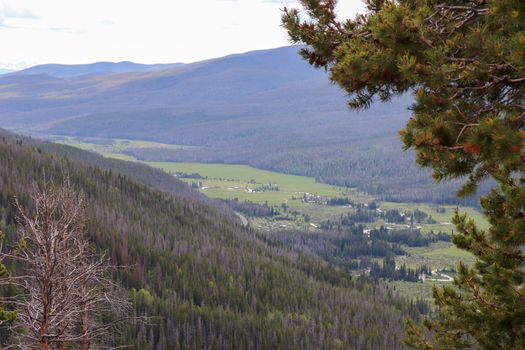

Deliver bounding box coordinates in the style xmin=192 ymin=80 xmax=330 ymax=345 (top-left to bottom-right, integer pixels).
xmin=80 ymin=298 xmax=89 ymax=350
xmin=40 ymin=340 xmax=49 ymax=350
xmin=40 ymin=286 xmax=50 ymax=350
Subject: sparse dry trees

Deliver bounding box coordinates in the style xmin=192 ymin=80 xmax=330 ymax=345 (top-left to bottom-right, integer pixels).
xmin=1 ymin=181 xmax=130 ymax=350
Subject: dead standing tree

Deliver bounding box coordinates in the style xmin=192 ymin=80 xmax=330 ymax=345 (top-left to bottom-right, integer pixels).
xmin=2 ymin=181 xmax=130 ymax=350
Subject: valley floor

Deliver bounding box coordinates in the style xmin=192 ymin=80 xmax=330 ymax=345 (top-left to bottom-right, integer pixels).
xmin=53 ymin=135 xmax=486 ymax=299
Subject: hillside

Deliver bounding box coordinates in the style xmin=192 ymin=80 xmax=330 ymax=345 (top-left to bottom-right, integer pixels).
xmin=0 ymin=46 xmax=470 ymax=203
xmin=9 ymin=61 xmax=183 ymax=78
xmin=0 ymin=131 xmax=423 ymax=349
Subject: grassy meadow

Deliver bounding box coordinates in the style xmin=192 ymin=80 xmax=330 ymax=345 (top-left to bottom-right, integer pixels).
xmin=54 ymin=135 xmax=487 ymax=232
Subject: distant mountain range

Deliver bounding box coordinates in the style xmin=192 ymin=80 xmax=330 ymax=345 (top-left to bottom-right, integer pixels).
xmin=0 ymin=46 xmax=349 ymax=127
xmin=0 ymin=69 xmax=14 ymax=75
xmin=8 ymin=61 xmax=183 ymax=78
xmin=0 ymin=46 xmax=479 ymax=203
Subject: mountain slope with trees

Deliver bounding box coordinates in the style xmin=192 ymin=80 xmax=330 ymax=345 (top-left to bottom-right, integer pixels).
xmin=0 ymin=131 xmax=423 ymax=349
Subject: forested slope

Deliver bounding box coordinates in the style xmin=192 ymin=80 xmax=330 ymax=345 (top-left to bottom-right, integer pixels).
xmin=0 ymin=132 xmax=421 ymax=349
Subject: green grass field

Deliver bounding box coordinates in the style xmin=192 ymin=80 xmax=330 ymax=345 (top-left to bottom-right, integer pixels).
xmin=55 ymin=135 xmax=488 ymax=229
xmin=399 ymin=241 xmax=475 ymax=271
xmin=388 ymin=280 xmax=449 ymax=302
xmin=146 ymin=161 xmax=371 ymax=204
xmin=52 ymin=135 xmax=190 ymax=158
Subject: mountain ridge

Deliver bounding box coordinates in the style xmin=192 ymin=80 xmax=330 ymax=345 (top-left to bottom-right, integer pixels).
xmin=8 ymin=61 xmax=184 ymax=78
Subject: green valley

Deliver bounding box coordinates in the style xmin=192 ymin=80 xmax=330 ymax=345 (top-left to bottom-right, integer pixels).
xmin=54 ymin=135 xmax=485 ymax=294
xmin=1 ymin=0 xmax=522 ymax=347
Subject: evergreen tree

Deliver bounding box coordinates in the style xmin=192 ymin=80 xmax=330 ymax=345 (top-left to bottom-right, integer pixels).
xmin=0 ymin=230 xmax=16 ymax=323
xmin=283 ymin=0 xmax=525 ymax=348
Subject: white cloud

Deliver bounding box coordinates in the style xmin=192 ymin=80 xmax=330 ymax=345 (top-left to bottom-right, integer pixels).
xmin=1 ymin=1 xmax=38 ymax=19
xmin=0 ymin=0 xmax=364 ymax=69
xmin=263 ymin=0 xmax=296 ymax=3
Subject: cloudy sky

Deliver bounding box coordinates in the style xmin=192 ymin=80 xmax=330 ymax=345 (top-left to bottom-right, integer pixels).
xmin=0 ymin=0 xmax=364 ymax=70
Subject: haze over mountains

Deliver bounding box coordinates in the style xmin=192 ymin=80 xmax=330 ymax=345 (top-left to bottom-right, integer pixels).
xmin=0 ymin=45 xmax=477 ymax=204
xmin=9 ymin=61 xmax=184 ymax=78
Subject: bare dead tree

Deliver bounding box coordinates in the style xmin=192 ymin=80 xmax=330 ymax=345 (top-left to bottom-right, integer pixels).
xmin=1 ymin=180 xmax=131 ymax=350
